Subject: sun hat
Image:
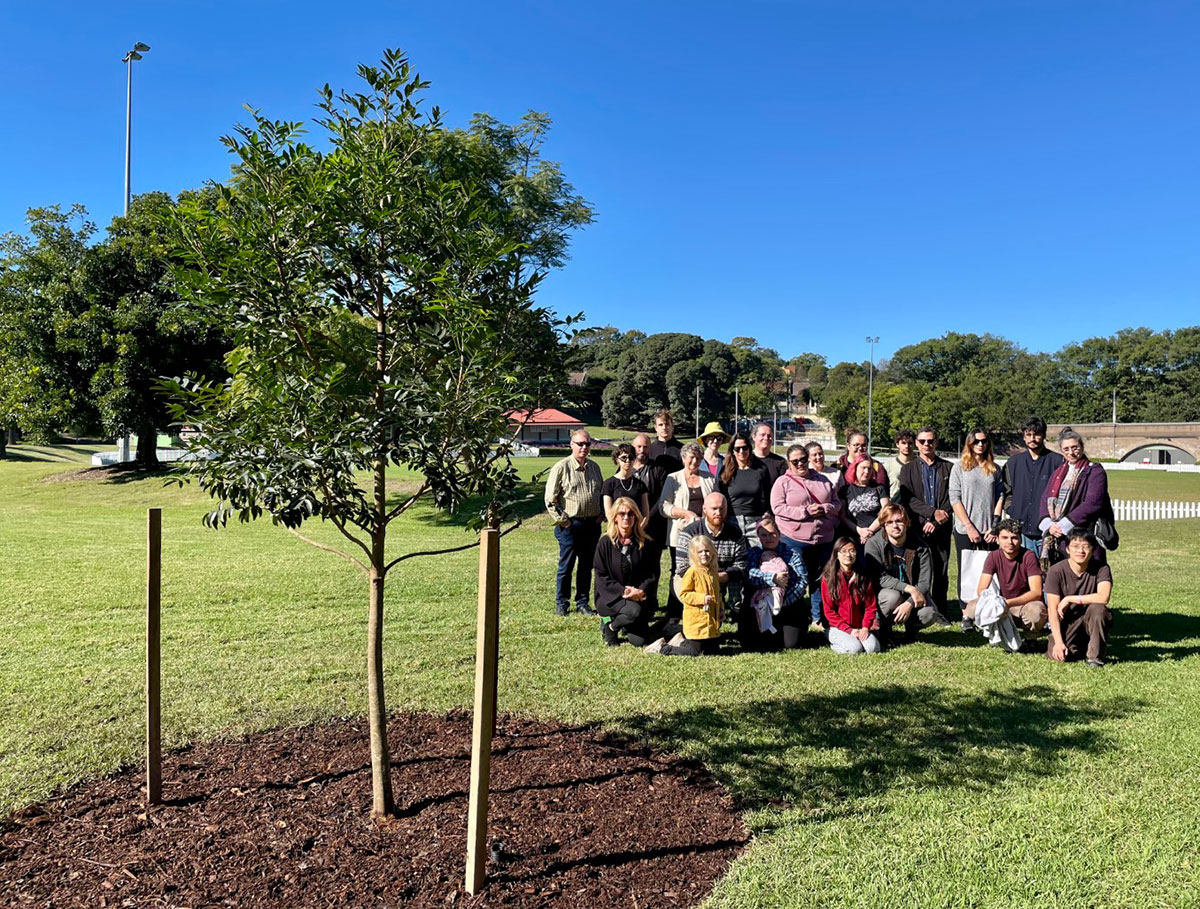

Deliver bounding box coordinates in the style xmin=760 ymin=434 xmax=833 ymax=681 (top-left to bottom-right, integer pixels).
xmin=697 ymin=421 xmax=731 ymax=446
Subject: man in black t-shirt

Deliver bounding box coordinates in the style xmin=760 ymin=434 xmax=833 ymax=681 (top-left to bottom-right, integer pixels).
xmin=647 ymin=409 xmax=684 ymax=474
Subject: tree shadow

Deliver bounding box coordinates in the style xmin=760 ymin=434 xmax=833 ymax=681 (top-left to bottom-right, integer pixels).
xmin=620 ymin=685 xmax=1137 ymax=814
xmin=419 ymin=478 xmax=551 ymax=529
xmin=1109 ymin=611 xmax=1200 ymax=663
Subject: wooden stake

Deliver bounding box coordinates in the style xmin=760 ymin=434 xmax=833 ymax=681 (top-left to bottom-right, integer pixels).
xmin=146 ymin=507 xmax=162 ymax=806
xmin=465 ymin=527 xmax=500 ymax=894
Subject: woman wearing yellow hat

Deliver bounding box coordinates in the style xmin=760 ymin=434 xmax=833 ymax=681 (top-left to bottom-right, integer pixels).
xmin=697 ymin=421 xmax=730 ymax=481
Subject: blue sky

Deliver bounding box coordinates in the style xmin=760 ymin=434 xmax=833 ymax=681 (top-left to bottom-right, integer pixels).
xmin=3 ymin=1 xmax=1197 ymax=365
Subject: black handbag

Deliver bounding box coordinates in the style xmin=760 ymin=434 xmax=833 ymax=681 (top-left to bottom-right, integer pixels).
xmin=1092 ymin=511 xmax=1120 ymax=551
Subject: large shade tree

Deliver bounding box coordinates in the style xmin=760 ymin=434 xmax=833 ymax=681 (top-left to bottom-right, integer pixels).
xmin=167 ymin=50 xmax=590 ymax=818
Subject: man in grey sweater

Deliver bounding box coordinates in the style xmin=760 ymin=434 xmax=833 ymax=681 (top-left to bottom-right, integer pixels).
xmin=865 ymin=504 xmax=951 ymax=642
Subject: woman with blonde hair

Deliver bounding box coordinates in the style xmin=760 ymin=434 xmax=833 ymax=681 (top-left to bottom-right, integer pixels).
xmin=949 ymin=427 xmax=1005 ymax=630
xmin=656 ymin=442 xmax=717 ymax=614
xmin=593 ymin=498 xmax=658 ymax=647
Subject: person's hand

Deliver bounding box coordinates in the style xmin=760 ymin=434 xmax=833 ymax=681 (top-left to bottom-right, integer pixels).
xmin=1050 ymin=639 xmax=1068 ymax=662
xmin=910 ymin=588 xmax=927 ymax=609
xmin=622 ymin=585 xmax=636 ymax=599
xmin=718 ymin=570 xmax=729 ymax=584
xmin=773 ymin=571 xmax=789 ymax=587
xmin=685 ymin=511 xmax=701 ymax=523
xmin=558 ymin=519 xmax=571 ymax=529
xmin=704 ymin=594 xmax=716 ymax=607
xmin=854 ymin=627 xmax=870 ymax=642
xmin=894 ymin=601 xmax=914 ymax=623
xmin=966 ymin=524 xmax=982 ymax=544
xmin=806 ymin=503 xmax=824 ymax=516
xmin=629 ymin=587 xmax=646 ymax=602
xmin=983 ymin=530 xmax=997 ymax=544
xmin=1049 ymin=523 xmax=1065 ymax=538
xmin=1055 ymin=596 xmax=1074 ymax=619
xmin=857 ymin=526 xmax=872 ymax=544
xmin=934 ymin=509 xmax=950 ymax=524
xmin=923 ymin=521 xmax=937 ymax=535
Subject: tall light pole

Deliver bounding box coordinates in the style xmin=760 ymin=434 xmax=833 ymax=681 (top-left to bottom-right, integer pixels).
xmin=866 ymin=336 xmax=879 ymax=453
xmin=118 ymin=42 xmax=150 ymax=463
xmin=123 ymin=42 xmax=150 ymax=216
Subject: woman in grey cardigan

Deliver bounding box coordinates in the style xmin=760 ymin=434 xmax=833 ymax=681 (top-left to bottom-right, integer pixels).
xmin=948 ymin=428 xmax=1005 ymax=629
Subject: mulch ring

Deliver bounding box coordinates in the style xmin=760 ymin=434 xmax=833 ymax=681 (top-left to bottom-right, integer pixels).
xmin=1 ymin=712 xmax=748 ymax=908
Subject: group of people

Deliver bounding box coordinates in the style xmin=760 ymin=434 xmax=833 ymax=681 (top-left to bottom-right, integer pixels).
xmin=544 ymin=412 xmax=1116 ymax=667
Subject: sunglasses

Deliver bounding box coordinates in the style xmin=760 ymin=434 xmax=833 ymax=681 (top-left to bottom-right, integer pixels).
xmin=916 ymin=438 xmax=936 ymax=444
xmin=572 ymin=441 xmax=591 ymax=448
xmin=615 ymin=511 xmax=635 ymax=518
xmin=972 ymin=437 xmax=989 ymax=445
xmin=789 ymin=458 xmax=807 ymax=466
xmin=616 ymin=455 xmax=631 ymax=462
xmin=732 ymin=445 xmax=749 ymax=452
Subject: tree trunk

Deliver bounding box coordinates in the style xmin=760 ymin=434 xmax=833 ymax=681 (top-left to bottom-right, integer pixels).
xmin=135 ymin=425 xmax=160 ymax=469
xmin=367 ymin=558 xmax=395 ymax=818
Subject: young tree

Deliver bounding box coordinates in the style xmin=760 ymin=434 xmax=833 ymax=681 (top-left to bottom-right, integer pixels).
xmin=167 ymin=50 xmax=590 ymax=818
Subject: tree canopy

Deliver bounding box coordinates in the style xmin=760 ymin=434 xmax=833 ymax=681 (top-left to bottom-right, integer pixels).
xmin=166 ymin=49 xmax=591 ymax=817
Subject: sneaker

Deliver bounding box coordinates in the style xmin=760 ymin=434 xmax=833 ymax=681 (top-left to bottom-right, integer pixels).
xmin=961 ymin=616 xmax=975 ymax=633
xmin=930 ymin=611 xmax=952 ymax=627
xmin=576 ymin=603 xmax=597 ymax=617
xmin=667 ymin=632 xmax=687 ymax=648
xmin=601 ymin=622 xmax=620 ymax=647
xmin=643 ymin=638 xmax=667 ymax=654
xmin=555 ymin=604 xmax=569 ymax=617
xmin=1086 ymin=658 xmax=1105 ymax=668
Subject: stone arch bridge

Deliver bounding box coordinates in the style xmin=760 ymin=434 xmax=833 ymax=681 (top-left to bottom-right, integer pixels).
xmin=1046 ymin=422 xmax=1200 ymax=465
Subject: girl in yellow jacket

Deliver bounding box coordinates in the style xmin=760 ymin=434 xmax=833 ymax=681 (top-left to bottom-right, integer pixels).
xmin=645 ymin=535 xmax=723 ymax=656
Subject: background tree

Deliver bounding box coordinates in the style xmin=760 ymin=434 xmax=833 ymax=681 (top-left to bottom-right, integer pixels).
xmin=0 ymin=205 xmax=97 ymax=449
xmin=167 ymin=50 xmax=589 ymax=819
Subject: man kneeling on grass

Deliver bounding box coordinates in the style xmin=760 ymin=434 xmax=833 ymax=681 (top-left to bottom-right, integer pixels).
xmin=1045 ymin=529 xmax=1113 ymax=668
xmin=864 ymin=504 xmax=950 ymax=643
xmin=964 ymin=519 xmax=1048 ymax=643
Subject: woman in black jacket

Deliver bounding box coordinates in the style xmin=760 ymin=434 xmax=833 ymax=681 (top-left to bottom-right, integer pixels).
xmin=593 ymin=497 xmax=659 ymax=646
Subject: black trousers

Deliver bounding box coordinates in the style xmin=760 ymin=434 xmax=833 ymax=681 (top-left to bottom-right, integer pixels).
xmin=606 ymin=600 xmax=655 ymax=647
xmin=923 ymin=530 xmax=952 ymax=617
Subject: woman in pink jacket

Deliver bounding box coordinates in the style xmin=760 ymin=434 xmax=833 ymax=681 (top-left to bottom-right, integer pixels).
xmin=771 ymin=443 xmax=842 ymax=626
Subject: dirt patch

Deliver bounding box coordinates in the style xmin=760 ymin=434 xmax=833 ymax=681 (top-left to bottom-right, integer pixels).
xmin=41 ymin=462 xmax=174 ymax=484
xmin=1 ymin=712 xmax=747 ymax=908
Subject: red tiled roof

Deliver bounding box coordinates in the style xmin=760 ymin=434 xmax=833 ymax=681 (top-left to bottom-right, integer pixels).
xmin=506 ymin=408 xmax=586 ymax=427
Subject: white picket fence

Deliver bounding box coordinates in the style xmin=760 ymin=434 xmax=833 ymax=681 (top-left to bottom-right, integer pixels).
xmin=1112 ymin=499 xmax=1200 ymax=521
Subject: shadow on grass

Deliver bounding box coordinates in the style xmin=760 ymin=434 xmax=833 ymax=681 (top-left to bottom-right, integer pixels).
xmin=1109 ymin=611 xmax=1200 ymax=662
xmin=620 ymin=685 xmax=1136 ymax=815
xmin=421 ymin=479 xmax=552 ymax=529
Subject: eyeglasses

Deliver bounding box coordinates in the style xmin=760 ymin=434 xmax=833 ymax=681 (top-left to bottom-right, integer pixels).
xmin=572 ymin=441 xmax=591 ymax=448
xmin=884 ymin=519 xmax=906 ymax=526
xmin=616 ymin=455 xmax=631 ymax=462
xmin=789 ymin=458 xmax=807 ymax=466
xmin=916 ymin=438 xmax=936 ymax=445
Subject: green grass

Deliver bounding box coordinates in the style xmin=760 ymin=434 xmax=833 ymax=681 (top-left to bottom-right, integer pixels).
xmin=2 ymin=445 xmax=1198 ymax=907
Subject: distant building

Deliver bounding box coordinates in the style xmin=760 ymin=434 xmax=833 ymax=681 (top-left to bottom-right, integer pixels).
xmin=507 ymin=408 xmax=586 ymax=444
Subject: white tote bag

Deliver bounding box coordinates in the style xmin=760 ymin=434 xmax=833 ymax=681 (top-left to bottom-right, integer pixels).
xmin=958 ymin=549 xmax=992 ymax=603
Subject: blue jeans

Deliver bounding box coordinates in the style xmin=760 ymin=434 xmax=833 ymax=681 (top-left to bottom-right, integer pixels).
xmin=1022 ymin=534 xmax=1043 ymax=558
xmin=781 ymin=536 xmax=832 ymax=624
xmin=554 ymin=518 xmax=601 ymax=611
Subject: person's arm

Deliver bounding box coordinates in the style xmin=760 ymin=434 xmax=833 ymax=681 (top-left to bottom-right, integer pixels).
xmin=1045 ymin=577 xmax=1068 ymax=662
xmin=638 ymin=492 xmax=651 ymax=528
xmin=770 ymin=476 xmax=806 ymax=525
xmin=1006 ymin=573 xmax=1043 ymax=610
xmin=864 ymin=537 xmax=905 ymax=593
xmin=861 ymin=582 xmax=879 ymax=633
xmin=674 ymin=527 xmax=694 ymax=579
xmin=544 ymin=461 xmax=568 ymax=525
xmin=602 ymin=493 xmax=615 ymax=521
xmin=976 ymin=571 xmax=994 ymax=598
xmin=746 ymin=547 xmax=770 ymax=589
xmin=950 ymin=465 xmax=981 ymax=542
xmin=657 ymin=474 xmax=680 ymax=520
xmin=1063 ymin=465 xmax=1109 ymax=530
xmin=724 ymin=534 xmax=748 ymax=584
xmin=784 ymin=542 xmax=808 ymax=594
xmin=904 ymin=466 xmax=935 ymax=522
xmin=821 ymin=578 xmax=851 ymax=633
xmin=679 ymin=569 xmax=708 ymax=607
xmin=592 ymin=539 xmax=623 ymax=609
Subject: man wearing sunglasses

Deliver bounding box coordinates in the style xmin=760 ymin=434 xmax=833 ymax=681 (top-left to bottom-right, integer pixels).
xmin=897 ymin=428 xmax=954 ymax=613
xmin=545 ymin=430 xmax=604 ymax=616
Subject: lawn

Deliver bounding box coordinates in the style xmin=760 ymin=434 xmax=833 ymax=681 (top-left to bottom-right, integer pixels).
xmin=2 ymin=445 xmax=1198 ymax=908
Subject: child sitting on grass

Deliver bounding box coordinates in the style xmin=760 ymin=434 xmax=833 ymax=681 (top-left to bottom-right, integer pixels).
xmin=646 ymin=535 xmax=723 ymax=657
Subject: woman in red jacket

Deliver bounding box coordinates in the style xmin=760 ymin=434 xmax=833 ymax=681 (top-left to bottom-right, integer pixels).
xmin=820 ymin=536 xmax=881 ymax=654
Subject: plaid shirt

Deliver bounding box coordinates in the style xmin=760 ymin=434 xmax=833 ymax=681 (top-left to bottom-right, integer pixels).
xmin=544 ymin=455 xmax=604 ymax=524
xmin=675 ymin=518 xmax=747 ymax=583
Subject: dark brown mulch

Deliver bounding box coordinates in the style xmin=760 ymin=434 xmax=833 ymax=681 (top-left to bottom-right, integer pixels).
xmin=1 ymin=713 xmax=747 ymax=908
